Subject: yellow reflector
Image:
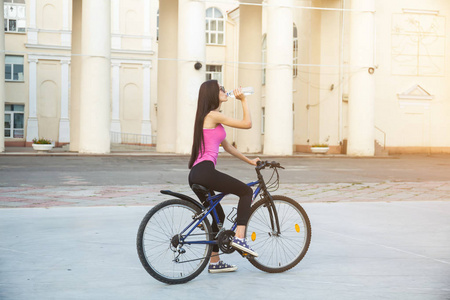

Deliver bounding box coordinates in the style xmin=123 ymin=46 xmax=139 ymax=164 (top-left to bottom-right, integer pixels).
xmin=251 ymin=232 xmax=256 ymax=241
xmin=295 ymin=224 xmax=300 ymax=233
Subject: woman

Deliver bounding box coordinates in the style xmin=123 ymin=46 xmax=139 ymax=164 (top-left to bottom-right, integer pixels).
xmin=188 ymin=80 xmax=260 ymax=274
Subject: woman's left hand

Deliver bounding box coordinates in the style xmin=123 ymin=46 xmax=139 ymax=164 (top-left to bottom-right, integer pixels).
xmin=249 ymin=157 xmax=261 ymax=166
xmin=234 ymin=87 xmax=246 ymax=101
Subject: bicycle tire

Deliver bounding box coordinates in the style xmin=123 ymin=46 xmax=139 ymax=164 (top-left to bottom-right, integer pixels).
xmin=137 ymin=199 xmax=213 ymax=284
xmin=245 ymin=195 xmax=311 ymax=273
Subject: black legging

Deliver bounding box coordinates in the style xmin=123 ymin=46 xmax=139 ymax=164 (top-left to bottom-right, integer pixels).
xmin=189 ymin=160 xmax=253 ymax=252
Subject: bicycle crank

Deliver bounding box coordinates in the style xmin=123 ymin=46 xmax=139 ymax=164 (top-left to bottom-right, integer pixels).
xmin=217 ymin=230 xmax=236 ymax=254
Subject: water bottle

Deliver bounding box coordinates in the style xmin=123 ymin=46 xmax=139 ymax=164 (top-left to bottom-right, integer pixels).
xmin=226 ymin=87 xmax=254 ymax=98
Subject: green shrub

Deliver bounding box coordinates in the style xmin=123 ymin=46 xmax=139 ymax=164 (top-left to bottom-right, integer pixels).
xmin=32 ymin=138 xmax=52 ymax=144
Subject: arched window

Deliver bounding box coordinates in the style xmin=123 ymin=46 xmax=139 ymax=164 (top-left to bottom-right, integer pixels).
xmin=156 ymin=9 xmax=159 ymax=41
xmin=206 ymin=7 xmax=224 ymax=45
xmin=262 ymin=34 xmax=267 ymax=85
xmin=293 ymin=23 xmax=298 ymax=77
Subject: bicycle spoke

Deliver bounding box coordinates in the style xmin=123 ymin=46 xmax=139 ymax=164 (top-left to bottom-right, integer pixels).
xmin=143 ymin=239 xmax=170 ymax=247
xmin=246 ymin=198 xmax=311 ymax=271
xmin=148 ymin=219 xmax=170 ymax=240
xmin=277 ymin=237 xmax=299 ymax=259
xmin=137 ymin=201 xmax=212 ymax=283
xmin=256 ymin=207 xmax=271 ymax=225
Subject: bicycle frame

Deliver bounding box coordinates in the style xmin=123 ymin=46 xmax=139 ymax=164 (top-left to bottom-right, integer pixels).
xmin=137 ymin=160 xmax=311 ymax=284
xmin=178 ymin=167 xmax=282 ymax=247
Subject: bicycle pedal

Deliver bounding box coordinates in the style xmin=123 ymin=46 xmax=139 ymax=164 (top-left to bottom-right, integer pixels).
xmin=236 ymin=249 xmax=248 ymax=258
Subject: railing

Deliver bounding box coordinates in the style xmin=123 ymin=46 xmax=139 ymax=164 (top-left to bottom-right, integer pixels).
xmin=375 ymin=126 xmax=386 ymax=149
xmin=110 ymin=132 xmax=155 ymax=150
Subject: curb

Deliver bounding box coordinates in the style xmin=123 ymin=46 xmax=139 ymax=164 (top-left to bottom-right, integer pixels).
xmin=0 ymin=151 xmax=397 ymax=159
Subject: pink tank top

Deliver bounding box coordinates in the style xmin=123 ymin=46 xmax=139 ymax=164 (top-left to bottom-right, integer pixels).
xmin=193 ymin=124 xmax=226 ymax=167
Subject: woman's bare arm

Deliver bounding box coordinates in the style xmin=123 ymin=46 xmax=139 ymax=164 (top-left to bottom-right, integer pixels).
xmin=221 ymin=139 xmax=260 ymax=166
xmin=208 ymin=89 xmax=252 ymax=129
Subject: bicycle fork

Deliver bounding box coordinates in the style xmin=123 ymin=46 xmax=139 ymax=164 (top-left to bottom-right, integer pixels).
xmin=264 ymin=194 xmax=282 ymax=236
xmin=256 ymin=171 xmax=282 ymax=236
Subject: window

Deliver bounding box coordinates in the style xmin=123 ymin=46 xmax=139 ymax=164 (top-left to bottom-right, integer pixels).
xmin=4 ymin=104 xmax=25 ymax=138
xmin=293 ymin=23 xmax=298 ymax=77
xmin=4 ymin=0 xmax=26 ymax=33
xmin=5 ymin=56 xmax=24 ymax=81
xmin=262 ymin=34 xmax=267 ymax=85
xmin=206 ymin=65 xmax=223 ymax=84
xmin=261 ymin=107 xmax=265 ymax=134
xmin=206 ymin=7 xmax=224 ymax=45
xmin=156 ymin=9 xmax=159 ymax=41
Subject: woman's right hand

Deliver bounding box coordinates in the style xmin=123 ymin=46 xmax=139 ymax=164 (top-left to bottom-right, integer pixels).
xmin=249 ymin=157 xmax=261 ymax=166
xmin=233 ymin=87 xmax=246 ymax=101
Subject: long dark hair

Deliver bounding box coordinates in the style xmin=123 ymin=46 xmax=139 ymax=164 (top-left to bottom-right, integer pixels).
xmin=188 ymin=80 xmax=220 ymax=169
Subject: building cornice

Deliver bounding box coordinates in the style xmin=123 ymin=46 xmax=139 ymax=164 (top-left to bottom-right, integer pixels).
xmin=111 ymin=58 xmax=153 ymax=67
xmin=25 ymin=44 xmax=71 ymax=51
xmin=24 ymin=44 xmax=155 ymax=56
xmin=112 ymin=49 xmax=155 ymax=56
xmin=28 ymin=54 xmax=71 ymax=61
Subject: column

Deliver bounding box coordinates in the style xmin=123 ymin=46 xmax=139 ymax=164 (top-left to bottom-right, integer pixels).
xmin=26 ymin=57 xmax=39 ymax=143
xmin=61 ymin=0 xmax=71 ymax=46
xmin=111 ymin=0 xmax=121 ymax=49
xmin=264 ymin=0 xmax=293 ymax=155
xmin=110 ymin=61 xmax=121 ymax=142
xmin=29 ymin=0 xmax=36 ymax=28
xmin=28 ymin=0 xmax=38 ymax=44
xmin=176 ymin=0 xmax=205 ymax=154
xmin=236 ymin=3 xmax=262 ymax=153
xmin=111 ymin=0 xmax=120 ymax=34
xmin=0 ymin=0 xmax=5 ymax=152
xmin=78 ymin=0 xmax=111 ymax=154
xmin=156 ymin=0 xmax=178 ymax=152
xmin=62 ymin=0 xmax=69 ymax=30
xmin=141 ymin=62 xmax=152 ymax=144
xmin=70 ymin=0 xmax=82 ymax=152
xmin=347 ymin=0 xmax=375 ymax=156
xmin=142 ymin=0 xmax=152 ymax=51
xmin=58 ymin=58 xmax=70 ymax=143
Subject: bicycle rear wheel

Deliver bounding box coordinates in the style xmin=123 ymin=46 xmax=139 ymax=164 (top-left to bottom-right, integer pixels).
xmin=245 ymin=195 xmax=311 ymax=273
xmin=137 ymin=199 xmax=213 ymax=284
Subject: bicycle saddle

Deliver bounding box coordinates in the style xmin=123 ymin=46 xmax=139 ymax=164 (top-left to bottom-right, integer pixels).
xmin=191 ymin=184 xmax=214 ymax=198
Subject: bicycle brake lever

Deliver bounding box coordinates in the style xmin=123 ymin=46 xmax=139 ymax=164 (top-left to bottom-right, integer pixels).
xmin=256 ymin=160 xmax=265 ymax=170
xmin=271 ymin=161 xmax=285 ymax=169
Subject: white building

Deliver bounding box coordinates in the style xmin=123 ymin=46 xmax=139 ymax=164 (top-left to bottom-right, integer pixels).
xmin=1 ymin=0 xmax=450 ymax=155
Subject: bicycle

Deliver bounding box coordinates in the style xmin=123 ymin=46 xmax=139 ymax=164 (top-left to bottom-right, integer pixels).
xmin=136 ymin=160 xmax=312 ymax=284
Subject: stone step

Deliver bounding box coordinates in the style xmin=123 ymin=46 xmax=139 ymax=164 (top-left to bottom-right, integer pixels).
xmin=374 ymin=140 xmax=389 ymax=157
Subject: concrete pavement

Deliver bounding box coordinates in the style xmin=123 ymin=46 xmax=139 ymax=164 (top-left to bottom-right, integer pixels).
xmin=1 ymin=151 xmax=450 ymax=299
xmin=1 ymin=202 xmax=449 ymax=300
xmin=1 ymin=181 xmax=450 ymax=208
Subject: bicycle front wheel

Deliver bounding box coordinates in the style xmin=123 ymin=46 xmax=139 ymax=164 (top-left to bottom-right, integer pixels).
xmin=137 ymin=199 xmax=213 ymax=284
xmin=246 ymin=195 xmax=311 ymax=273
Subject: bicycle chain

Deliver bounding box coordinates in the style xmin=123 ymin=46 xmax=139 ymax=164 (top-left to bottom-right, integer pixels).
xmin=174 ymin=252 xmax=224 ymax=264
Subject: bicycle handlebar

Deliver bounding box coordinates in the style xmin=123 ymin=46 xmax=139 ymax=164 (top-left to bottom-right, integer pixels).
xmin=256 ymin=160 xmax=285 ymax=171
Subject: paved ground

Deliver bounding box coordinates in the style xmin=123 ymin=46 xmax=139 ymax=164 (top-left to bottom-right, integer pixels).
xmin=1 ymin=151 xmax=450 ymax=299
xmin=2 ymin=151 xmax=450 ymax=186
xmin=1 ymin=153 xmax=450 ymax=208
xmin=1 ymin=181 xmax=450 ymax=208
xmin=1 ymin=202 xmax=449 ymax=300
